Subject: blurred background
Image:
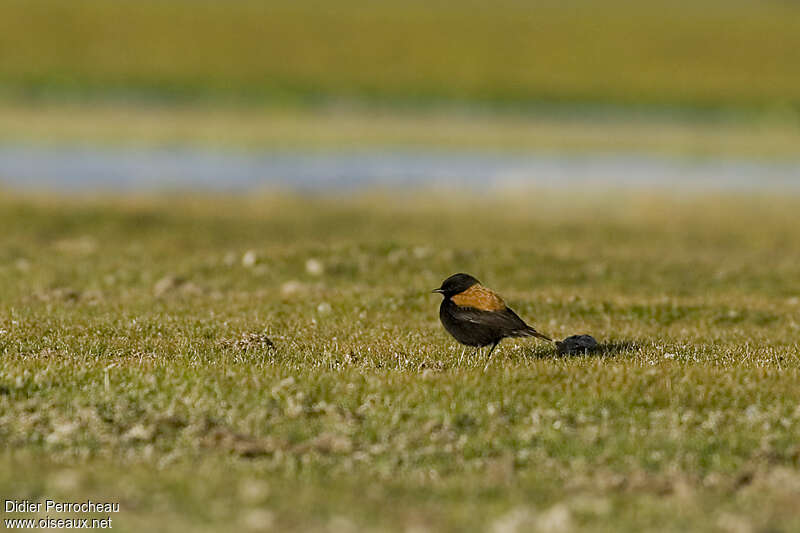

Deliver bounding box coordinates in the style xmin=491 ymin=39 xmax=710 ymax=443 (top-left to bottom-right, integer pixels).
xmin=1 ymin=0 xmax=799 ymax=192
xmin=5 ymin=4 xmax=800 ymax=530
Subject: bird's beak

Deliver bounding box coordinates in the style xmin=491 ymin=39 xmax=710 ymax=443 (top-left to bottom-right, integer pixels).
xmin=432 ymin=288 xmax=444 ymax=294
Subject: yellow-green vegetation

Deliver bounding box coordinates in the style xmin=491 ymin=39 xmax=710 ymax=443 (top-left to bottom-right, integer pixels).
xmin=2 ymin=191 xmax=800 ymax=531
xmin=2 ymin=0 xmax=800 ymax=111
xmin=3 ymin=102 xmax=800 ymax=158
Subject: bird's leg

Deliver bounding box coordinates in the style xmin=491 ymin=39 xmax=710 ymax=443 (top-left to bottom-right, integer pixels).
xmin=458 ymin=346 xmax=466 ymax=365
xmin=483 ymin=341 xmax=499 ymax=372
xmin=486 ymin=342 xmax=499 ymax=358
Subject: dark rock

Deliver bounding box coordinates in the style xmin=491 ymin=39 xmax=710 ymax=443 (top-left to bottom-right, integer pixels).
xmin=556 ymin=334 xmax=599 ymax=355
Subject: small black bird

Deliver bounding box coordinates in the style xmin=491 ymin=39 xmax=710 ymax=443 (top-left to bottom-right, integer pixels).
xmin=433 ymin=273 xmax=551 ymax=356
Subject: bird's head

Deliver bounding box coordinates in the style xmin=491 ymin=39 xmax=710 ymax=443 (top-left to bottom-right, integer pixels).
xmin=432 ymin=273 xmax=480 ymax=298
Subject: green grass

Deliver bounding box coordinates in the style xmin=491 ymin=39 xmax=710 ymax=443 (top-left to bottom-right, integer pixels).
xmin=2 ymin=0 xmax=800 ymax=112
xmin=2 ymin=191 xmax=800 ymax=532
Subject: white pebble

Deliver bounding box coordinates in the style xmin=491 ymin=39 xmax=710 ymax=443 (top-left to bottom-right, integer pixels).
xmin=242 ymin=250 xmax=257 ymax=267
xmin=306 ymin=258 xmax=324 ymax=276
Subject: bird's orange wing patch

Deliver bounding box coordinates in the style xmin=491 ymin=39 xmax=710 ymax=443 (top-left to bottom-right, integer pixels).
xmin=451 ymin=285 xmax=506 ymax=311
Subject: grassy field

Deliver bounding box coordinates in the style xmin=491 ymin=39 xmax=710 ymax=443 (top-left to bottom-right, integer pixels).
xmin=1 ymin=191 xmax=800 ymax=531
xmin=3 ymin=102 xmax=800 ymax=158
xmin=2 ymin=0 xmax=800 ymax=111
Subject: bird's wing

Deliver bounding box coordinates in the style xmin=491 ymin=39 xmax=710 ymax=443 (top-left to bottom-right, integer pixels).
xmin=450 ymin=305 xmax=530 ymax=332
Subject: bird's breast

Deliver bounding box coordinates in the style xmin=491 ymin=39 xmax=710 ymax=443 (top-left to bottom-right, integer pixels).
xmin=438 ymin=298 xmax=501 ymax=346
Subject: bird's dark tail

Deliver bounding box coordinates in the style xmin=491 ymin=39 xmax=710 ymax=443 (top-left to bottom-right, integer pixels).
xmin=514 ymin=326 xmax=553 ymax=343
